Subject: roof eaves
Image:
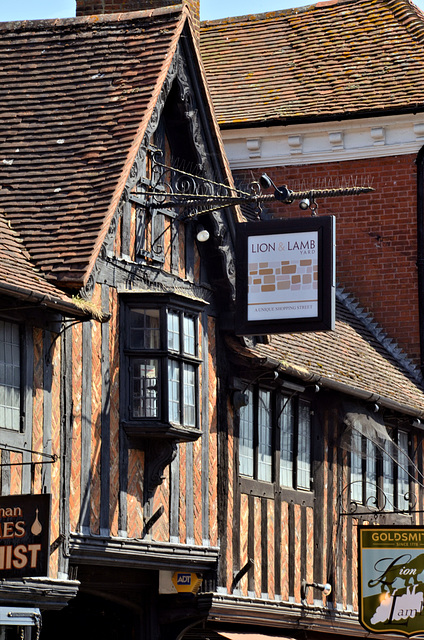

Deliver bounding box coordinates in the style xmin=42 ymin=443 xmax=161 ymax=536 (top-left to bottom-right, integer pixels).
xmin=218 ymin=104 xmax=424 ymax=130
xmin=230 ymin=339 xmax=424 ymax=420
xmin=0 ymin=280 xmax=92 ymax=319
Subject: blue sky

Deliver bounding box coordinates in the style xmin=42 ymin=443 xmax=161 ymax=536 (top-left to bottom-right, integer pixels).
xmin=3 ymin=0 xmax=423 ymax=22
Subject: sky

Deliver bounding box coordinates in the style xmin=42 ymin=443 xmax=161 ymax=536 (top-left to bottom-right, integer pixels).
xmin=3 ymin=0 xmax=423 ymax=22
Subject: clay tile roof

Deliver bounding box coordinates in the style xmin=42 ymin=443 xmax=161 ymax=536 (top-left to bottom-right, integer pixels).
xmin=0 ymin=7 xmax=186 ymax=288
xmin=0 ymin=212 xmax=88 ymax=316
xmin=228 ymin=295 xmax=424 ymax=415
xmin=200 ymin=0 xmax=424 ymax=126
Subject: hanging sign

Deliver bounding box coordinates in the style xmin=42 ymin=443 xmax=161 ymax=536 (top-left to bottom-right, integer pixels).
xmin=235 ymin=216 xmax=335 ymax=335
xmin=359 ymin=525 xmax=424 ymax=636
xmin=0 ymin=493 xmax=50 ymax=578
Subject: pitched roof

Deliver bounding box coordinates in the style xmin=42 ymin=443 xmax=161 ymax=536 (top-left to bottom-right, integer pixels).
xmin=0 ymin=212 xmax=88 ymax=316
xmin=200 ymin=0 xmax=424 ymax=127
xmin=228 ymin=290 xmax=424 ymax=416
xmin=0 ymin=7 xmax=187 ymax=289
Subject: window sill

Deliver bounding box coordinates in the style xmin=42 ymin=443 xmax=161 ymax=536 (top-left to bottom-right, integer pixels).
xmin=122 ymin=421 xmax=201 ymax=443
xmin=239 ymin=476 xmax=314 ymax=506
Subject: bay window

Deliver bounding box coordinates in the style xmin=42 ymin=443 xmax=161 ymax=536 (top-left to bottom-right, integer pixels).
xmin=121 ymin=294 xmax=203 ymax=440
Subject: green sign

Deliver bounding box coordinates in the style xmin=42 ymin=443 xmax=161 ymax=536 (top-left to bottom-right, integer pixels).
xmin=359 ymin=526 xmax=424 ymax=636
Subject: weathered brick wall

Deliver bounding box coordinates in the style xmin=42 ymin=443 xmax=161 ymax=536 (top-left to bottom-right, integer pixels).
xmin=235 ymin=153 xmax=420 ymax=365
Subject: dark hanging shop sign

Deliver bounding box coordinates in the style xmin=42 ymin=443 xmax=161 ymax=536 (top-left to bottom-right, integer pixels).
xmin=359 ymin=525 xmax=424 ymax=636
xmin=235 ymin=216 xmax=335 ymax=335
xmin=0 ymin=493 xmax=50 ymax=578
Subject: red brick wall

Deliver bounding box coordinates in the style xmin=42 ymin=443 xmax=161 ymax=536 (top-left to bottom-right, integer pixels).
xmin=235 ymin=153 xmax=420 ymax=365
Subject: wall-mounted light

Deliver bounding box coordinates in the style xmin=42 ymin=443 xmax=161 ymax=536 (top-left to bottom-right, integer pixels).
xmin=299 ymin=198 xmax=310 ymax=210
xmin=196 ymin=225 xmax=210 ymax=243
xmin=301 ymin=580 xmax=332 ymax=604
xmin=259 ymin=174 xmax=273 ymax=190
xmin=233 ymin=390 xmax=249 ymax=411
xmin=259 ymin=174 xmax=293 ymax=203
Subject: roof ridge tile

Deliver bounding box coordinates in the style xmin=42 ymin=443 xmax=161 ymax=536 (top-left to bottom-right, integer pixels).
xmin=0 ymin=4 xmax=183 ymax=31
xmin=385 ymin=0 xmax=424 ymax=42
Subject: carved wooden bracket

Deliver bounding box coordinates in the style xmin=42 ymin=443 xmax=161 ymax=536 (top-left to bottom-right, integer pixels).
xmin=144 ymin=439 xmax=178 ymax=498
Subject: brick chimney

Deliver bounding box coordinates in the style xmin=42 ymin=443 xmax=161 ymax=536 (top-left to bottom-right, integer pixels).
xmin=76 ymin=0 xmax=200 ymax=39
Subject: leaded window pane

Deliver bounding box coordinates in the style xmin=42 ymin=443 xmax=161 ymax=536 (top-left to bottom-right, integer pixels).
xmin=129 ymin=309 xmax=160 ymax=349
xmin=365 ymin=439 xmax=378 ymax=506
xmin=183 ymin=363 xmax=196 ymax=427
xmin=383 ymin=448 xmax=394 ymax=511
xmin=183 ymin=315 xmax=196 ymax=355
xmin=297 ymin=399 xmax=311 ymax=490
xmin=167 ymin=311 xmax=180 ymax=352
xmin=258 ymin=390 xmax=272 ymax=482
xmin=131 ymin=358 xmax=158 ymax=418
xmin=397 ymin=430 xmax=409 ymax=511
xmin=351 ymin=430 xmax=363 ymax=503
xmin=168 ymin=359 xmax=180 ymax=423
xmin=239 ymin=389 xmax=254 ymax=477
xmin=280 ymin=395 xmax=294 ymax=488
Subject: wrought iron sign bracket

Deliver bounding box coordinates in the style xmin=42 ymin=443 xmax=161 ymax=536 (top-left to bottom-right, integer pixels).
xmin=0 ymin=443 xmax=57 ymax=467
xmin=338 ymin=480 xmax=418 ymax=518
xmin=137 ymin=147 xmax=374 ymax=219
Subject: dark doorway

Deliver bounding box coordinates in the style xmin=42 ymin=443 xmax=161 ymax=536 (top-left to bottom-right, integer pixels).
xmin=41 ymin=592 xmax=140 ymax=640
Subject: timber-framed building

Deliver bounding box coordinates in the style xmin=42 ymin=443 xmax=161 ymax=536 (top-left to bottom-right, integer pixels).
xmin=0 ymin=1 xmax=424 ymax=640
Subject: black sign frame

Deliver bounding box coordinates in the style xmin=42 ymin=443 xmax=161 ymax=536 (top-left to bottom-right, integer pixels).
xmin=0 ymin=493 xmax=51 ymax=579
xmin=235 ymin=216 xmax=335 ymax=335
